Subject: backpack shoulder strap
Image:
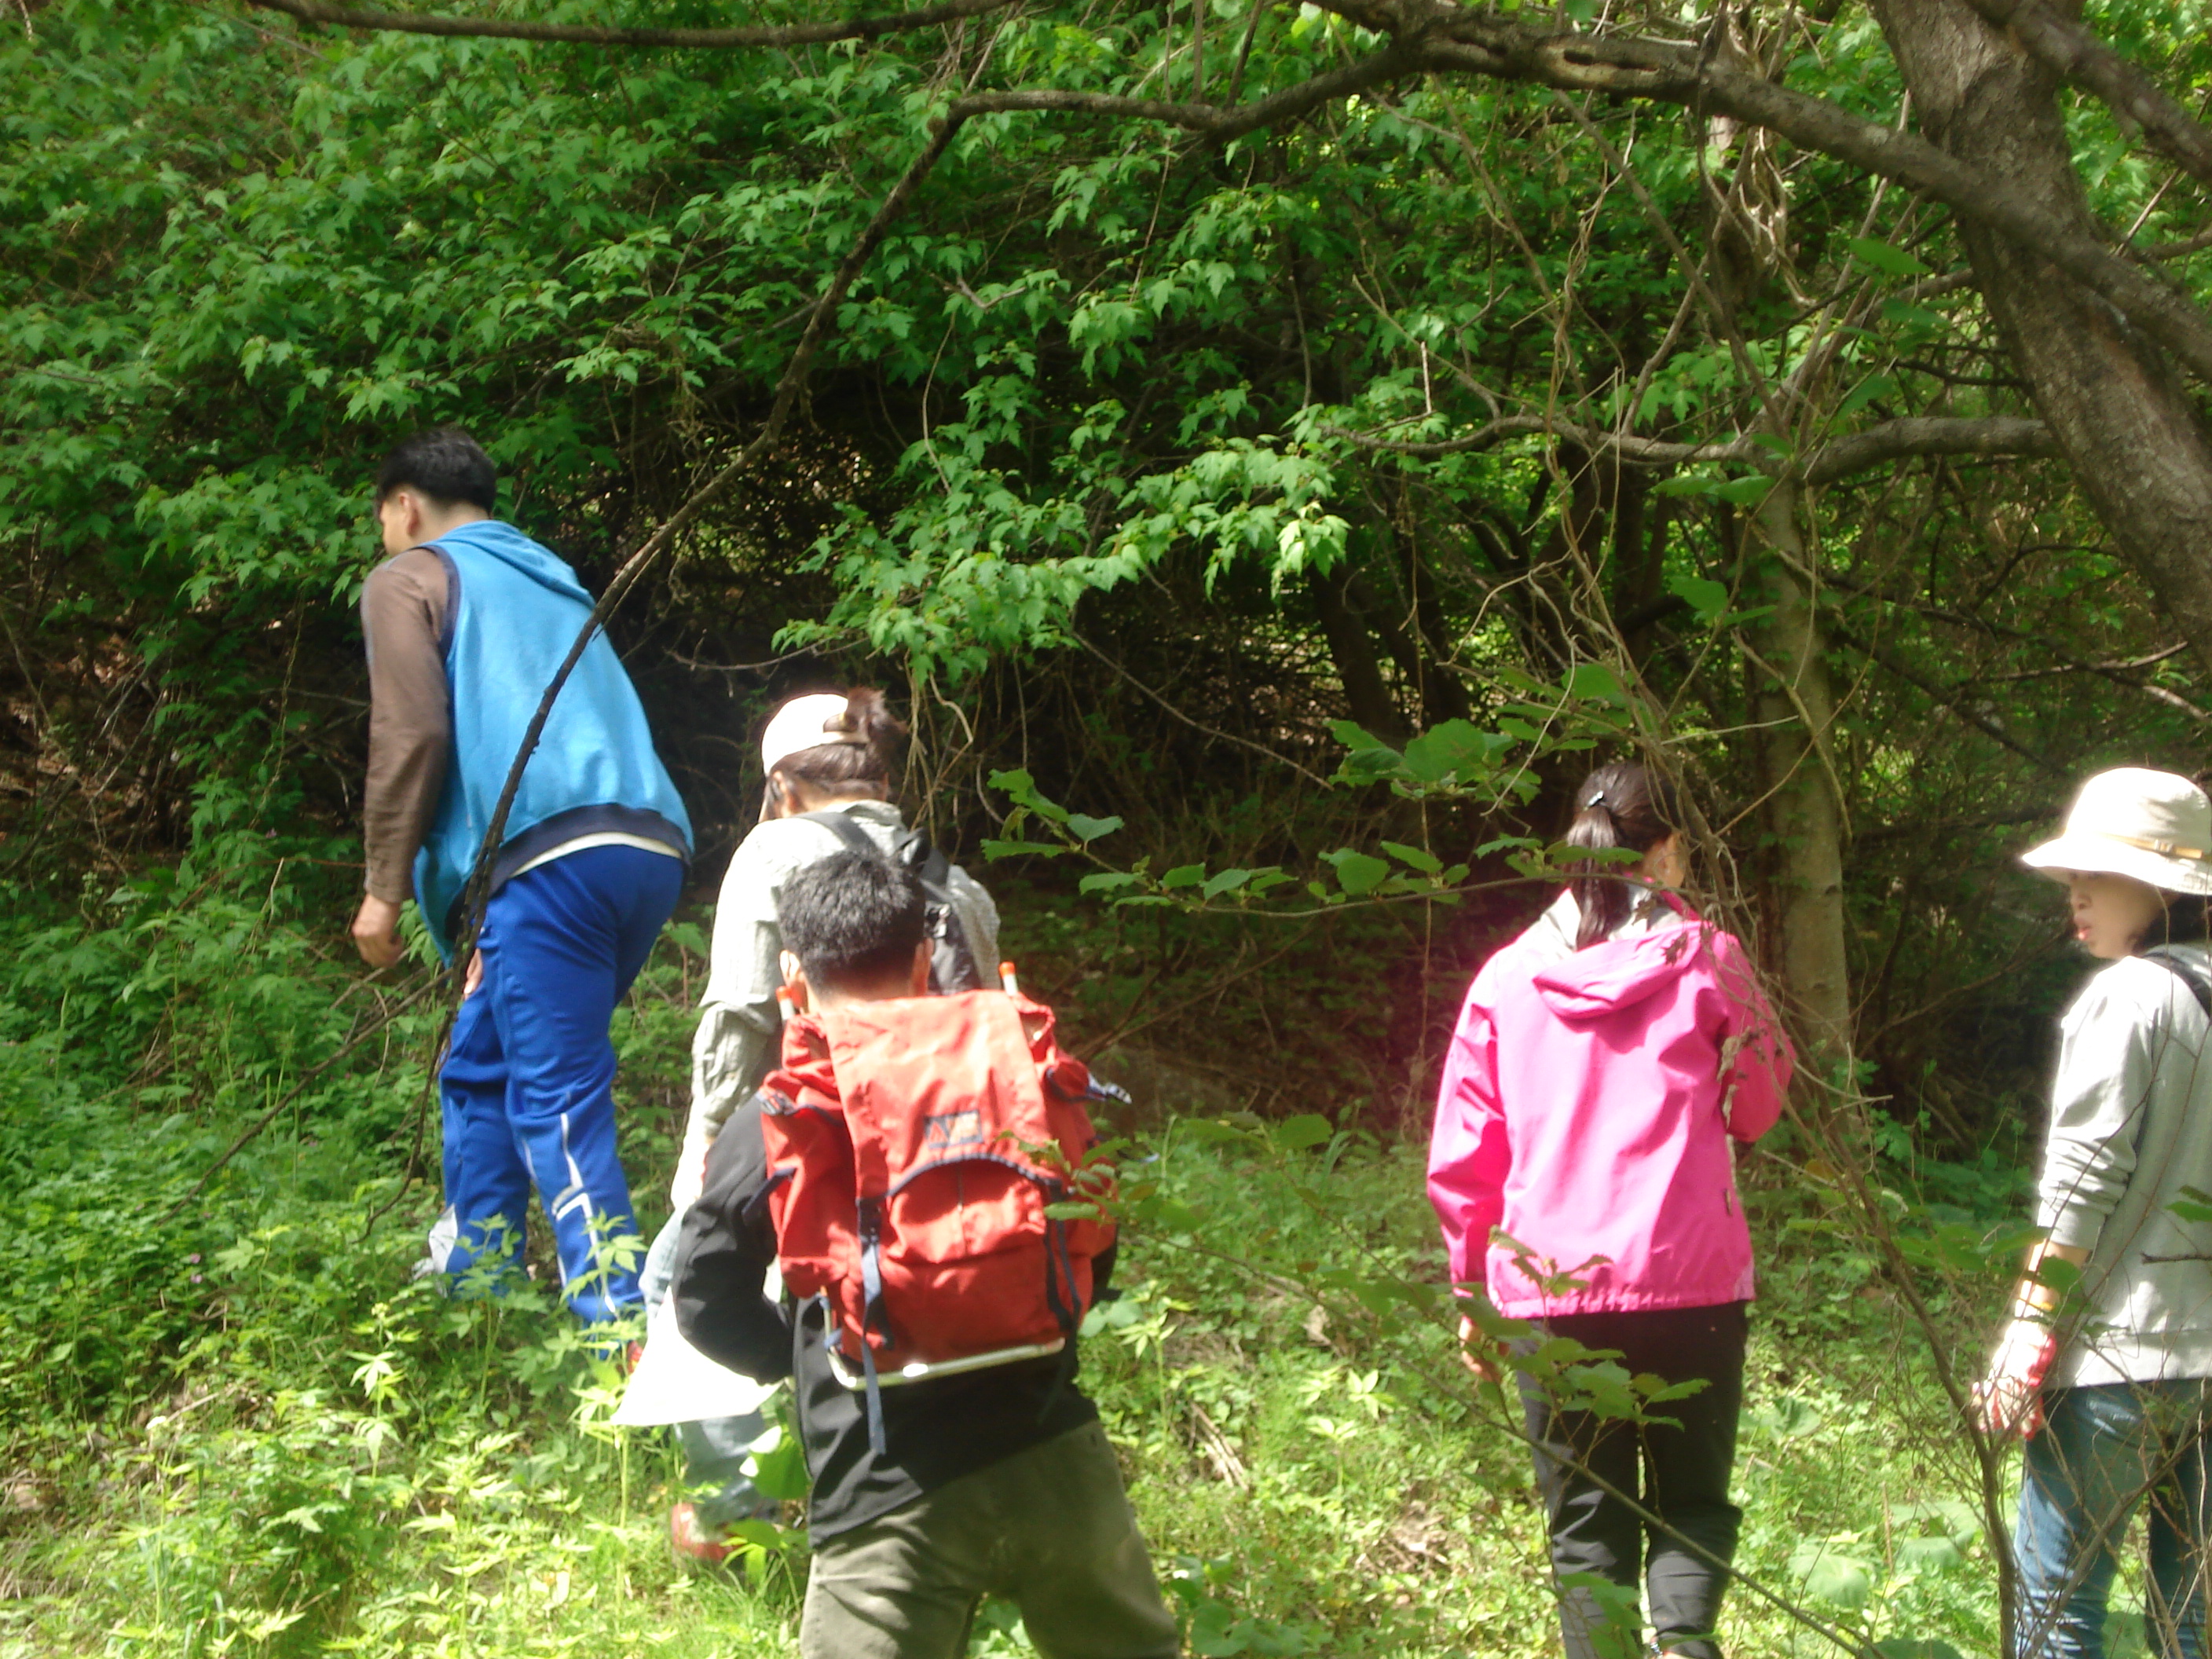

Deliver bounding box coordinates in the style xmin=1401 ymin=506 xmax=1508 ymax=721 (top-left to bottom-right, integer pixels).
xmin=892 ymin=825 xmax=952 ymax=884
xmin=799 ymin=810 xmax=952 ymax=881
xmin=800 ymin=809 xmax=879 ymax=859
xmin=884 ymin=825 xmax=983 ymax=992
xmin=2144 ymin=947 xmax=2212 ymax=1020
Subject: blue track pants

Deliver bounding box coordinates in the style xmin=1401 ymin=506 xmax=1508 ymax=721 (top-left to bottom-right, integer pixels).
xmin=429 ymin=842 xmax=684 ymax=1323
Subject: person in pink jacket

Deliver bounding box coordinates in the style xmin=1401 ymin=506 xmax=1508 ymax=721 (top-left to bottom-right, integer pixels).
xmin=1428 ymin=760 xmax=1793 ymax=1659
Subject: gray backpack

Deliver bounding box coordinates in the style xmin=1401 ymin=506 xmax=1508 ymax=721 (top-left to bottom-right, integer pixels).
xmin=801 ymin=811 xmax=985 ymax=993
xmin=2145 ymin=947 xmax=2212 ymax=1019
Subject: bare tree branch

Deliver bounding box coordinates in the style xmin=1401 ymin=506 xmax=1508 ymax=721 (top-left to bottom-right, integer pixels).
xmin=958 ymin=38 xmax=1421 ymax=139
xmin=1322 ymin=412 xmax=2054 ymax=483
xmin=1414 ymin=24 xmax=2212 ymax=386
xmin=1321 ymin=413 xmax=1617 ymax=458
xmin=1956 ymin=0 xmax=2212 ymax=193
xmin=2148 ymin=225 xmax=2212 ymax=262
xmin=1068 ymin=631 xmax=1335 ymax=788
xmin=241 ymin=0 xmax=1014 ymax=49
xmin=954 ymin=89 xmax=1222 ymax=128
xmin=233 ymin=0 xmax=2212 ymax=387
xmin=1979 ymin=643 xmax=2212 ymax=723
xmin=1801 ymin=415 xmax=2057 ymax=483
xmin=1828 ymin=620 xmax=2069 ymax=774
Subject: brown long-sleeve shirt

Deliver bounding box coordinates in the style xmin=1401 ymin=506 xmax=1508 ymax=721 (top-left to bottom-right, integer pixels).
xmin=360 ymin=547 xmax=454 ymax=903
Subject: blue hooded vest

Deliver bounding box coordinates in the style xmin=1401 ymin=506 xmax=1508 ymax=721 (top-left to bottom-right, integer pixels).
xmin=409 ymin=520 xmax=692 ymax=960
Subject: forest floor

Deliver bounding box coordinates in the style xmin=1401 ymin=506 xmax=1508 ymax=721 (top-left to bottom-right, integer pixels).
xmin=0 ymin=849 xmax=2105 ymax=1658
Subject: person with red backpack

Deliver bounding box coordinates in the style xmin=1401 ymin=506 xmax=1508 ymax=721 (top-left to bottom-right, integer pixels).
xmin=624 ymin=687 xmax=999 ymax=1560
xmin=670 ymin=848 xmax=1177 ymax=1659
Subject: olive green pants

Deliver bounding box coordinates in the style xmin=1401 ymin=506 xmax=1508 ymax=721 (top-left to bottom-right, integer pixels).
xmin=800 ymin=1423 xmax=1180 ymax=1659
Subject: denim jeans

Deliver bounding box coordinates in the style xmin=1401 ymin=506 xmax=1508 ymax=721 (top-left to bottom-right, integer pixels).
xmin=2015 ymin=1379 xmax=2212 ymax=1659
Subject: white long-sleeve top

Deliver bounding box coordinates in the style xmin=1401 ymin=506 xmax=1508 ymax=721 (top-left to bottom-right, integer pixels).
xmin=2037 ymin=944 xmax=2212 ymax=1386
xmin=668 ymin=800 xmax=1000 ymax=1213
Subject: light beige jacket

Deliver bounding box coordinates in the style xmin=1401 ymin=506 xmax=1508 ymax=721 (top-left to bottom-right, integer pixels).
xmin=2039 ymin=945 xmax=2212 ymax=1386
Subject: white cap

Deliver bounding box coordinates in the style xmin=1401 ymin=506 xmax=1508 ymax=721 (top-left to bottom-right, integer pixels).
xmin=2021 ymin=767 xmax=2212 ymax=895
xmin=760 ymin=692 xmax=855 ymax=775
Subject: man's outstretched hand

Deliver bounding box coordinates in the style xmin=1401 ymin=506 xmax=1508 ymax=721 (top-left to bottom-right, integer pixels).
xmin=351 ymin=894 xmax=405 ymax=969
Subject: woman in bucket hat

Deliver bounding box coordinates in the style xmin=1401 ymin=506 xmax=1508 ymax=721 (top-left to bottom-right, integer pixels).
xmin=1983 ymin=767 xmax=2212 ymax=1658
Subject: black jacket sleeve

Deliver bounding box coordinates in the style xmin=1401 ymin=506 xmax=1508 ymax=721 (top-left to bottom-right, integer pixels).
xmin=670 ymin=1098 xmax=793 ymax=1382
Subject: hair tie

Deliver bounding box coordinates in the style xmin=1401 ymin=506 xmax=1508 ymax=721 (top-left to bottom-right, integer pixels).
xmin=1585 ymin=792 xmax=1609 ymax=809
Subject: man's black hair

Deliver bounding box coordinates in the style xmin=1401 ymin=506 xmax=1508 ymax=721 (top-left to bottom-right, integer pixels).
xmin=779 ymin=848 xmax=927 ymax=989
xmin=376 ymin=427 xmax=498 ymax=514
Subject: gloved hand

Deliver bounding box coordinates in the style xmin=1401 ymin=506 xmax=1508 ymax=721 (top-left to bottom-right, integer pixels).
xmin=1975 ymin=1317 xmax=2059 ymax=1439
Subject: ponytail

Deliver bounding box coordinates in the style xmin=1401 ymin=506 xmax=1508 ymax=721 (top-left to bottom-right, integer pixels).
xmin=1564 ymin=760 xmax=1680 ymax=949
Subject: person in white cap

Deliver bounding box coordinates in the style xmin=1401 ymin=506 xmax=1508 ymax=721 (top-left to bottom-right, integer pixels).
xmin=1981 ymin=766 xmax=2212 ymax=1658
xmin=629 ymin=687 xmax=999 ymax=1562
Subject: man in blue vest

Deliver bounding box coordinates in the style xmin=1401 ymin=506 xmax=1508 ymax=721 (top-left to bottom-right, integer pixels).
xmin=350 ymin=427 xmax=691 ymax=1326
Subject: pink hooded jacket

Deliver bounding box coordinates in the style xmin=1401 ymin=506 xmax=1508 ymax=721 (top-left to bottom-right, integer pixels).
xmin=1426 ymin=892 xmax=1793 ymax=1318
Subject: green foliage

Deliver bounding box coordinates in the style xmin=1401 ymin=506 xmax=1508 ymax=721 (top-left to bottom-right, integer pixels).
xmin=0 ymin=855 xmax=2023 ymax=1659
xmin=0 ymin=851 xmax=736 ymax=1655
xmin=1 ymin=0 xmax=2199 ymax=1152
xmin=5 ymin=3 xmax=2210 ymax=1651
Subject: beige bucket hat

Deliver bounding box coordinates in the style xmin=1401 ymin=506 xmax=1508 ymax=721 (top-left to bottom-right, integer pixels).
xmin=2021 ymin=767 xmax=2212 ymax=896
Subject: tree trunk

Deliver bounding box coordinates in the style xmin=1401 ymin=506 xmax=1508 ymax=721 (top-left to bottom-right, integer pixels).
xmin=1875 ymin=0 xmax=2212 ymax=679
xmin=1311 ymin=563 xmax=1404 ymax=742
xmin=1746 ymin=481 xmax=1854 ymax=1060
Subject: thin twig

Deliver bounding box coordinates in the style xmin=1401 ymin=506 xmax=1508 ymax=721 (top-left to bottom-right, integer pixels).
xmin=161 ymin=974 xmax=444 ymax=1222
xmin=1067 ymin=631 xmax=1335 ymax=789
xmin=244 ymin=0 xmax=1016 ymax=49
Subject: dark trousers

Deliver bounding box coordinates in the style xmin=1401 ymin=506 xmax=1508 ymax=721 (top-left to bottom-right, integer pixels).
xmin=800 ymin=1423 xmax=1177 ymax=1659
xmin=1516 ymin=1302 xmax=1749 ymax=1659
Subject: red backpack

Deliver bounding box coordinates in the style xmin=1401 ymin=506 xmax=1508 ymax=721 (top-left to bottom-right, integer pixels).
xmin=757 ymin=987 xmax=1117 ymax=1422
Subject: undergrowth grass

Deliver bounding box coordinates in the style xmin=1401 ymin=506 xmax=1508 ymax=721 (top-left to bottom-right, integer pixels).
xmin=0 ymin=848 xmax=2027 ymax=1657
